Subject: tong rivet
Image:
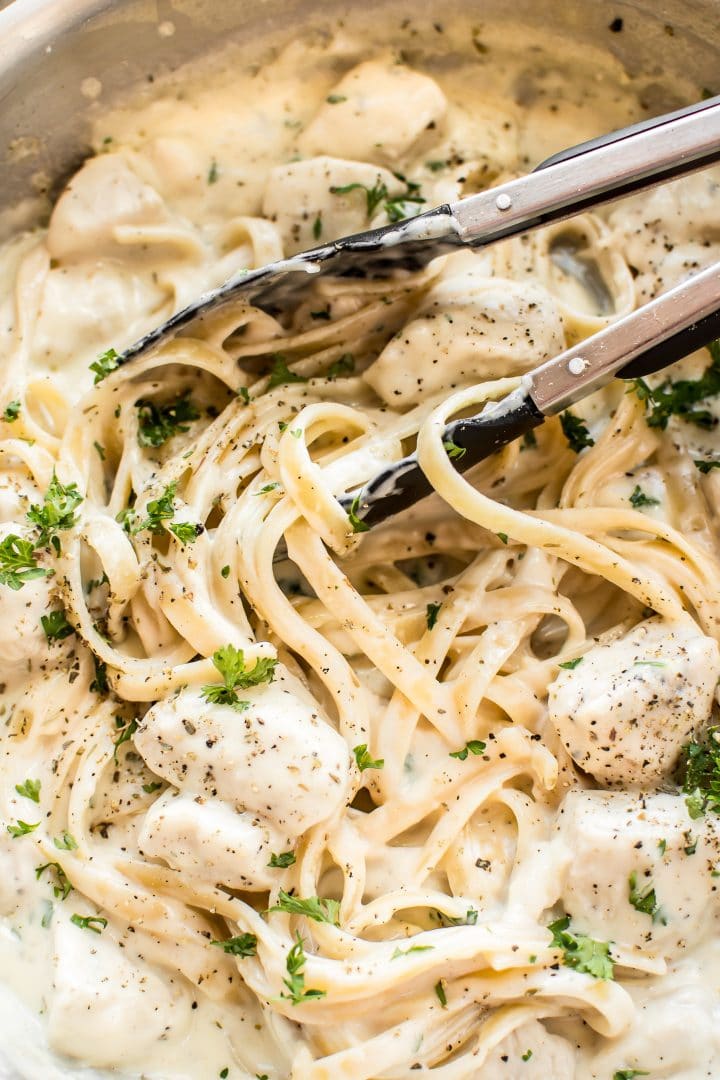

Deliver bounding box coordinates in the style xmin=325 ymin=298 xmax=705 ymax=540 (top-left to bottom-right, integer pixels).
xmin=495 ymin=193 xmax=512 ymax=211
xmin=568 ymin=356 xmax=587 ymax=375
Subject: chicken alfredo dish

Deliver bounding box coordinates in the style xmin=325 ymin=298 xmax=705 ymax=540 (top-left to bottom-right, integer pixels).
xmin=1 ymin=15 xmax=720 ymax=1080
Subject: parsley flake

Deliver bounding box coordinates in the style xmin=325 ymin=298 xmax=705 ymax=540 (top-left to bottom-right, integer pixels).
xmin=136 ymin=393 xmax=200 ymax=448
xmin=268 ymin=851 xmax=296 ymax=868
xmin=677 ymin=729 xmax=720 ymax=819
xmin=613 ymin=1071 xmax=649 ymax=1080
xmin=347 ymin=493 xmax=369 ymax=534
xmin=36 ymin=861 xmax=73 ymax=901
xmin=353 ymin=744 xmax=384 ymax=772
xmin=443 ymin=438 xmax=466 ymax=460
xmin=434 ymin=979 xmax=447 ymax=1007
xmin=113 ymin=717 xmax=138 ymax=763
xmin=41 ymin=609 xmax=74 ymax=643
xmin=632 ymin=340 xmax=720 ymax=429
xmin=90 ymin=347 xmax=120 ymax=384
xmin=548 ymin=915 xmax=613 ymax=980
xmin=15 ymin=778 xmax=41 ymax=803
xmin=6 ymin=819 xmax=39 ymax=838
xmin=558 ymin=656 xmax=583 ymax=670
xmin=695 ymin=459 xmax=720 ymax=473
xmin=628 ymin=871 xmax=665 ymax=923
xmin=391 ymin=943 xmax=434 ymax=959
xmin=266 ymin=355 xmax=308 ymax=390
xmin=0 ymin=534 xmax=48 ymax=590
xmin=201 ymin=644 xmax=277 ymax=710
xmin=2 ymin=400 xmax=20 ymax=423
xmin=560 ymin=411 xmax=594 ymax=452
xmin=326 ymin=354 xmax=355 ymax=379
xmin=426 ymin=601 xmax=442 ymax=629
xmin=280 ymin=933 xmax=326 ymax=1005
xmin=330 ymin=175 xmax=425 ymax=222
xmin=169 ymin=521 xmax=202 ymax=545
xmin=212 ymin=933 xmax=257 ymax=957
xmin=449 ymin=740 xmax=486 ymax=761
xmin=70 ymin=913 xmax=107 ymax=934
xmin=629 ymin=485 xmax=660 ymax=508
xmin=54 ymin=831 xmax=78 ymax=851
xmin=27 ymin=473 xmax=83 ymax=552
xmin=269 ymin=890 xmax=340 ymax=925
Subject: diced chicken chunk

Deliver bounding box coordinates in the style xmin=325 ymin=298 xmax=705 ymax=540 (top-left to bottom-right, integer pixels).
xmin=262 ymin=156 xmax=403 ymax=255
xmin=480 ymin=1019 xmax=576 ymax=1078
xmin=139 ymin=790 xmax=292 ymax=891
xmin=299 ymin=61 xmax=446 ymax=164
xmin=134 ymin=667 xmax=351 ymax=836
xmin=548 ymin=618 xmax=720 ymax=784
xmin=363 ymin=268 xmax=564 ymax=406
xmin=47 ymin=916 xmax=190 ymax=1067
xmin=555 ymin=789 xmax=720 ymax=956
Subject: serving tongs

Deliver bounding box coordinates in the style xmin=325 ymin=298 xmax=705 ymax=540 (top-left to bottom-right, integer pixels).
xmin=116 ymin=94 xmax=720 ymax=532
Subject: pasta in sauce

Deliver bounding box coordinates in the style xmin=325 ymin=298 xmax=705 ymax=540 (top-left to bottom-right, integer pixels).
xmin=2 ymin=16 xmax=720 ymax=1080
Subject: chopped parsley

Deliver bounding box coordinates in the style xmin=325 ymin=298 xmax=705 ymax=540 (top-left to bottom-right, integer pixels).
xmin=434 ymin=979 xmax=447 ymax=1007
xmin=208 ymin=160 xmax=219 ymax=184
xmin=201 ymin=644 xmax=277 ymax=710
xmin=683 ymin=830 xmax=698 ymax=856
xmin=90 ymin=655 xmax=109 ymax=695
xmin=329 ymin=175 xmax=425 ymax=222
xmin=347 ymin=493 xmax=370 ymax=534
xmin=268 ymin=890 xmax=340 ymax=925
xmin=629 ymin=485 xmax=660 ymax=508
xmin=677 ymin=729 xmax=720 ymax=819
xmin=266 ymin=355 xmax=308 ymax=390
xmin=212 ymin=933 xmax=257 ymax=957
xmin=113 ymin=717 xmax=138 ymax=763
xmin=254 ymin=482 xmax=281 ymax=496
xmin=136 ymin=393 xmax=200 ymax=448
xmin=628 ymin=871 xmax=665 ymax=923
xmin=443 ymin=438 xmax=466 ymax=460
xmin=352 ymin=744 xmax=384 ymax=772
xmin=312 ymin=214 xmax=322 ymax=240
xmin=280 ymin=933 xmax=326 ymax=1005
xmin=548 ymin=915 xmax=613 ymax=980
xmin=54 ymin=831 xmax=78 ymax=851
xmin=169 ymin=521 xmax=202 ymax=545
xmin=560 ymin=411 xmax=594 ymax=452
xmin=658 ymin=838 xmax=667 ymax=856
xmin=434 ymin=908 xmax=478 ymax=927
xmin=497 ymin=532 xmax=508 ymax=545
xmin=41 ymin=609 xmax=74 ymax=643
xmin=632 ymin=340 xmax=720 ymax=429
xmin=27 ymin=473 xmax=83 ymax=552
xmin=521 ymin=1050 xmax=533 ymax=1062
xmin=89 ymin=347 xmax=120 ymax=384
xmin=326 ymin=93 xmax=347 ymax=104
xmin=6 ymin=820 xmax=39 ymax=838
xmin=391 ymin=943 xmax=434 ymax=959
xmin=268 ymin=851 xmax=296 ymax=869
xmin=558 ymin=656 xmax=583 ymax=670
xmin=449 ymin=740 xmax=486 ymax=761
xmin=142 ymin=781 xmax=163 ymax=794
xmin=221 ymin=565 xmax=231 ymax=578
xmin=695 ymin=459 xmax=720 ymax=473
xmin=70 ymin=913 xmax=107 ymax=934
xmin=36 ymin=861 xmax=73 ymax=901
xmin=119 ymin=482 xmax=177 ymax=536
xmin=0 ymin=534 xmax=48 ymax=590
xmin=237 ymin=387 xmax=250 ymax=405
xmin=426 ymin=601 xmax=442 ymax=629
xmin=15 ymin=778 xmax=41 ymax=803
xmin=2 ymin=400 xmax=20 ymax=423
xmin=326 ymin=354 xmax=355 ymax=379
xmin=613 ymin=1071 xmax=649 ymax=1080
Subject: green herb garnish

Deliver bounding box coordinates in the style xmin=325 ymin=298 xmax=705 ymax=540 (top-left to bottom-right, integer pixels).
xmin=54 ymin=831 xmax=78 ymax=851
xmin=15 ymin=778 xmax=40 ymax=803
xmin=280 ymin=933 xmax=326 ymax=1005
xmin=169 ymin=521 xmax=202 ymax=544
xmin=629 ymin=485 xmax=660 ymax=508
xmin=443 ymin=438 xmax=466 ymax=460
xmin=391 ymin=943 xmax=434 ymax=959
xmin=677 ymin=729 xmax=720 ymax=819
xmin=208 ymin=160 xmax=219 ymax=184
xmin=136 ymin=393 xmax=200 ymax=448
xmin=268 ymin=851 xmax=296 ymax=868
xmin=6 ymin=820 xmax=39 ymax=838
xmin=35 ymin=861 xmax=73 ymax=901
xmin=70 ymin=913 xmax=107 ymax=934
xmin=347 ymin=493 xmax=369 ymax=534
xmin=113 ymin=717 xmax=138 ymax=763
xmin=632 ymin=340 xmax=720 ymax=429
xmin=41 ymin=609 xmax=74 ymax=643
xmin=201 ymin=644 xmax=277 ymax=711
xmin=558 ymin=656 xmax=583 ymax=670
xmin=449 ymin=740 xmax=486 ymax=761
xmin=560 ymin=411 xmax=594 ymax=452
xmin=2 ymin=400 xmax=20 ymax=423
xmin=434 ymin=980 xmax=447 ymax=1007
xmin=27 ymin=473 xmax=83 ymax=552
xmin=329 ymin=175 xmax=425 ymax=222
xmin=326 ymin=354 xmax=355 ymax=379
xmin=695 ymin=459 xmax=720 ymax=473
xmin=268 ymin=889 xmax=340 ymax=925
xmin=426 ymin=602 xmax=441 ymax=629
xmin=90 ymin=347 xmax=120 ymax=384
xmin=548 ymin=915 xmax=613 ymax=980
xmin=353 ymin=744 xmax=384 ymax=772
xmin=628 ymin=871 xmax=665 ymax=923
xmin=266 ymin=355 xmax=308 ymax=391
xmin=0 ymin=534 xmax=48 ymax=590
xmin=212 ymin=933 xmax=258 ymax=957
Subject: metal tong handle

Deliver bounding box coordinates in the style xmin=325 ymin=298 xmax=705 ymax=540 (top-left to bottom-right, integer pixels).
xmin=449 ymin=94 xmax=720 ymax=248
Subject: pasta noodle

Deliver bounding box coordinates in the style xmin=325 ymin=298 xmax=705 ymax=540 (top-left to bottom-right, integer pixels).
xmin=2 ymin=17 xmax=720 ymax=1080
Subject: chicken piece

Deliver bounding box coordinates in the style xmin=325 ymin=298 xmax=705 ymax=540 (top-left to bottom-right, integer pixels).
xmin=134 ymin=667 xmax=352 ymax=837
xmin=555 ymin=789 xmax=720 ymax=956
xmin=139 ymin=790 xmax=293 ymax=891
xmin=548 ymin=618 xmax=720 ymax=785
xmin=299 ymin=60 xmax=446 ymax=165
xmin=262 ymin=156 xmax=404 ymax=255
xmin=363 ymin=268 xmax=564 ymax=407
